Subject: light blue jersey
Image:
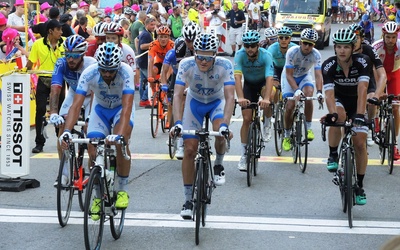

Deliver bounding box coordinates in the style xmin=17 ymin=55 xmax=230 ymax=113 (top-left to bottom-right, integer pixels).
xmin=267 ymin=41 xmax=297 ymax=68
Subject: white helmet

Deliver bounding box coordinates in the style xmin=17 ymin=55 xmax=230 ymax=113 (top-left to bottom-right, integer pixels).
xmin=264 ymin=27 xmax=278 ymax=39
xmin=300 ymin=28 xmax=318 ymax=42
xmin=96 ymin=42 xmax=123 ymax=69
xmin=193 ymin=33 xmax=219 ymax=52
xmin=92 ymin=22 xmax=107 ymax=37
xmin=182 ymin=21 xmax=201 ymax=41
xmin=382 ymin=21 xmax=400 ymax=34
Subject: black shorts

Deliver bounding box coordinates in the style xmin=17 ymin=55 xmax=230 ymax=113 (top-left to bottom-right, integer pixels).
xmin=154 ymin=62 xmax=162 ymax=75
xmin=274 ymin=67 xmax=283 ymax=83
xmin=242 ymin=81 xmax=263 ymax=110
xmin=367 ymin=78 xmax=376 ymax=94
xmin=332 ymin=6 xmax=339 ymax=14
xmin=336 ymin=95 xmax=357 ymax=119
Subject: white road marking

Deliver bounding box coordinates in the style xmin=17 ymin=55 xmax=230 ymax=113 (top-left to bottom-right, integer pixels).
xmin=1 ymin=208 xmax=399 ymax=235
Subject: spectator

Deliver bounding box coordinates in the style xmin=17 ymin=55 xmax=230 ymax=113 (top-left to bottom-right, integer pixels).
xmin=331 ymin=0 xmax=338 ymax=23
xmin=395 ymin=2 xmax=400 ymax=24
xmin=158 ymin=0 xmax=170 ymax=24
xmin=7 ymin=0 xmax=26 ymax=46
xmin=104 ymin=15 xmax=112 ymax=23
xmin=0 ymin=2 xmax=11 ymax=18
xmin=248 ymin=0 xmax=261 ymax=30
xmin=31 ymin=7 xmax=60 ymax=38
xmin=27 ymin=19 xmax=66 ymax=153
xmin=74 ymin=16 xmax=91 ymax=40
xmin=0 ymin=27 xmax=29 ymax=60
xmin=168 ymin=5 xmax=183 ymax=40
xmin=187 ymin=1 xmax=199 ymax=24
xmin=90 ymin=0 xmax=101 ymax=23
xmin=205 ymin=3 xmax=226 ymax=48
xmin=71 ymin=1 xmax=96 ymax=29
xmin=270 ymin=0 xmax=278 ymax=27
xmin=60 ymin=13 xmax=74 ymax=38
xmin=120 ymin=18 xmax=131 ymax=45
xmin=69 ymin=3 xmax=78 ymax=18
xmin=40 ymin=2 xmax=51 ymax=19
xmin=113 ymin=3 xmax=124 ymax=23
xmin=130 ymin=10 xmax=147 ymax=52
xmin=227 ymin=2 xmax=245 ymax=57
xmin=0 ymin=12 xmax=7 ymax=42
xmin=359 ymin=14 xmax=374 ymax=43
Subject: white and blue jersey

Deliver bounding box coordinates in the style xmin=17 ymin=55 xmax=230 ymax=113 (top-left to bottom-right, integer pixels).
xmin=233 ymin=47 xmax=274 ymax=85
xmin=176 ymin=57 xmax=235 ymax=138
xmin=281 ymin=46 xmax=322 ymax=98
xmin=76 ymin=62 xmax=135 ymax=138
xmin=52 ymin=56 xmax=97 ymax=117
xmin=163 ymin=49 xmax=178 ymax=74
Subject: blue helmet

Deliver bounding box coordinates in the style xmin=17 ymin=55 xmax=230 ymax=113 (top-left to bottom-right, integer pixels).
xmin=361 ymin=14 xmax=370 ymax=22
xmin=193 ymin=33 xmax=219 ymax=52
xmin=277 ymin=26 xmax=293 ymax=36
xmin=96 ymin=42 xmax=123 ymax=69
xmin=242 ymin=30 xmax=261 ymax=44
xmin=63 ymin=35 xmax=88 ymax=53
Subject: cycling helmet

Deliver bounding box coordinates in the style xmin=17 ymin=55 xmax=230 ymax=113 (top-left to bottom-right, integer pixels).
xmin=382 ymin=21 xmax=400 ymax=34
xmin=193 ymin=33 xmax=219 ymax=52
xmin=63 ymin=35 xmax=88 ymax=53
xmin=92 ymin=22 xmax=107 ymax=37
xmin=264 ymin=27 xmax=278 ymax=39
xmin=348 ymin=23 xmax=365 ymax=37
xmin=300 ymin=28 xmax=318 ymax=42
xmin=182 ymin=21 xmax=201 ymax=41
xmin=332 ymin=28 xmax=357 ymax=44
xmin=96 ymin=42 xmax=123 ymax=69
xmin=361 ymin=14 xmax=370 ymax=22
xmin=174 ymin=37 xmax=187 ymax=61
xmin=156 ymin=26 xmax=171 ymax=35
xmin=242 ymin=30 xmax=261 ymax=44
xmin=124 ymin=7 xmax=134 ymax=15
xmin=105 ymin=22 xmax=124 ymax=36
xmin=277 ymin=26 xmax=293 ymax=36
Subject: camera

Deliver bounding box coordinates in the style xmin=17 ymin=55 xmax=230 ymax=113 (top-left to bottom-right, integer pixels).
xmin=213 ymin=9 xmax=219 ymax=15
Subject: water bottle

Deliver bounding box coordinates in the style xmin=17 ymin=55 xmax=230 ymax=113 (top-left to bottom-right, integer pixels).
xmin=5 ymin=47 xmax=19 ymax=61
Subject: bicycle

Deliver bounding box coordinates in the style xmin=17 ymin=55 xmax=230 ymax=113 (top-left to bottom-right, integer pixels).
xmin=150 ymin=80 xmax=171 ymax=138
xmin=178 ymin=115 xmax=230 ymax=245
xmin=273 ymin=86 xmax=284 ymax=156
xmin=77 ymin=136 xmax=130 ymax=250
xmin=321 ymin=120 xmax=358 ymax=228
xmin=57 ymin=120 xmax=89 ymax=227
xmin=285 ymin=96 xmax=320 ymax=173
xmin=240 ymin=102 xmax=265 ymax=187
xmin=368 ymin=94 xmax=399 ymax=174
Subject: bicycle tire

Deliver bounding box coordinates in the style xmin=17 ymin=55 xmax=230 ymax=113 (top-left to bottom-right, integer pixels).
xmin=77 ymin=143 xmax=89 ymax=212
xmin=110 ymin=192 xmax=126 ymax=239
xmin=274 ymin=103 xmax=284 ymax=156
xmin=379 ymin=115 xmax=386 ymax=165
xmin=345 ymin=147 xmax=354 ymax=228
xmin=246 ymin=123 xmax=255 ymax=187
xmin=194 ymin=158 xmax=203 ymax=245
xmin=386 ymin=116 xmax=395 ymax=174
xmin=150 ymin=91 xmax=160 ymax=138
xmin=292 ymin=124 xmax=298 ymax=164
xmin=57 ymin=151 xmax=74 ymax=227
xmin=254 ymin=122 xmax=261 ymax=177
xmin=84 ymin=166 xmax=105 ymax=250
xmin=160 ymin=93 xmax=168 ymax=133
xmin=298 ymin=114 xmax=308 ymax=173
xmin=202 ymin=154 xmax=211 ymax=227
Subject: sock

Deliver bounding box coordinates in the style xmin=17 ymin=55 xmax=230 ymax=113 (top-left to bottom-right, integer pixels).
xmin=306 ymin=121 xmax=312 ymax=130
xmin=214 ymin=153 xmax=224 ymax=166
xmin=241 ymin=143 xmax=247 ymax=156
xmin=264 ymin=117 xmax=271 ymax=128
xmin=117 ymin=175 xmax=129 ymax=191
xmin=329 ymin=146 xmax=338 ymax=158
xmin=184 ymin=184 xmax=193 ymax=202
xmin=357 ymin=174 xmax=365 ymax=189
xmin=284 ymin=129 xmax=291 ymax=138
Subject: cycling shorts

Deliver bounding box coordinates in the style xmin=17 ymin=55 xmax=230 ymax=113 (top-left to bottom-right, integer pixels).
xmin=242 ymin=81 xmax=264 ymax=109
xmin=335 ymin=95 xmax=368 ymax=134
xmin=60 ymin=88 xmax=91 ymax=118
xmin=281 ymin=73 xmax=314 ymax=98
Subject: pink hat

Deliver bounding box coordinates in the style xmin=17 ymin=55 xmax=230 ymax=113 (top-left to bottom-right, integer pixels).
xmin=40 ymin=2 xmax=51 ymax=11
xmin=14 ymin=0 xmax=24 ymax=6
xmin=33 ymin=14 xmax=48 ymax=24
xmin=0 ymin=12 xmax=6 ymax=25
xmin=79 ymin=1 xmax=89 ymax=7
xmin=113 ymin=3 xmax=122 ymax=10
xmin=2 ymin=28 xmax=18 ymax=42
xmin=131 ymin=4 xmax=140 ymax=11
xmin=105 ymin=7 xmax=112 ymax=15
xmin=168 ymin=9 xmax=173 ymax=14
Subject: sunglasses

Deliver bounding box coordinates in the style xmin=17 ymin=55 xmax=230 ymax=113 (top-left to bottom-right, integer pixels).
xmin=244 ymin=43 xmax=258 ymax=48
xmin=98 ymin=68 xmax=118 ymax=74
xmin=278 ymin=36 xmax=290 ymax=40
xmin=301 ymin=41 xmax=315 ymax=47
xmin=195 ymin=54 xmax=215 ymax=62
xmin=65 ymin=53 xmax=83 ymax=59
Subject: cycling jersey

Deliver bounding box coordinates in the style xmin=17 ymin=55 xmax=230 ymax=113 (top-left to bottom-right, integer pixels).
xmin=121 ymin=43 xmax=136 ymax=72
xmin=234 ymin=47 xmax=274 ymax=85
xmin=283 ymin=46 xmax=322 ymax=78
xmin=148 ymin=40 xmax=175 ymax=64
xmin=176 ymin=57 xmax=235 ymax=104
xmin=163 ymin=49 xmax=178 ymax=74
xmin=164 ymin=39 xmax=194 ymax=74
xmin=360 ymin=43 xmax=383 ymax=93
xmin=372 ymin=38 xmax=400 ymax=73
xmin=267 ymin=41 xmax=297 ymax=69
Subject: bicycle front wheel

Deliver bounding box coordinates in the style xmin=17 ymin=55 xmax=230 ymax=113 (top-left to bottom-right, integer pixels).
xmin=345 ymin=147 xmax=354 ymax=228
xmin=297 ymin=114 xmax=308 ymax=173
xmin=194 ymin=158 xmax=203 ymax=245
xmin=291 ymin=126 xmax=298 ymax=164
xmin=202 ymin=154 xmax=212 ymax=227
xmin=150 ymin=91 xmax=160 ymax=138
xmin=246 ymin=123 xmax=256 ymax=187
xmin=84 ymin=166 xmax=105 ymax=250
xmin=57 ymin=151 xmax=74 ymax=227
xmin=386 ymin=116 xmax=395 ymax=174
xmin=77 ymin=143 xmax=89 ymax=212
xmin=274 ymin=103 xmax=284 ymax=156
xmin=110 ymin=193 xmax=126 ymax=239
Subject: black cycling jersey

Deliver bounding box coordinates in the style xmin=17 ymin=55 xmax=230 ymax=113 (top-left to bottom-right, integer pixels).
xmin=322 ymin=53 xmax=372 ymax=98
xmin=360 ymin=43 xmax=383 ymax=93
xmin=174 ymin=37 xmax=193 ymax=62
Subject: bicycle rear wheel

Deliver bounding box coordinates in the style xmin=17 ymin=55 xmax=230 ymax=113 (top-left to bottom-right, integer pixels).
xmin=274 ymin=103 xmax=284 ymax=156
xmin=291 ymin=126 xmax=298 ymax=164
xmin=110 ymin=192 xmax=126 ymax=239
xmin=202 ymin=154 xmax=212 ymax=227
xmin=246 ymin=123 xmax=256 ymax=187
xmin=77 ymin=143 xmax=89 ymax=212
xmin=297 ymin=114 xmax=308 ymax=173
xmin=150 ymin=91 xmax=160 ymax=138
xmin=84 ymin=166 xmax=105 ymax=250
xmin=254 ymin=123 xmax=262 ymax=177
xmin=345 ymin=147 xmax=354 ymax=228
xmin=57 ymin=151 xmax=74 ymax=227
xmin=194 ymin=158 xmax=203 ymax=245
xmin=386 ymin=116 xmax=395 ymax=174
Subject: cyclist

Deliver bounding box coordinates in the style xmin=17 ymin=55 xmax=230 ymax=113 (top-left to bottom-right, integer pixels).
xmin=60 ymin=42 xmax=135 ymax=213
xmin=170 ymin=33 xmax=235 ymax=219
xmin=348 ymin=24 xmax=387 ymax=147
xmin=281 ymin=28 xmax=323 ymax=151
xmin=322 ymin=28 xmax=372 ymax=205
xmin=86 ymin=22 xmax=107 ymax=57
xmin=160 ymin=21 xmax=201 ymax=159
xmin=259 ymin=27 xmax=278 ymax=49
xmin=372 ymin=21 xmax=400 ymax=159
xmin=235 ymin=30 xmax=274 ymax=171
xmin=50 ymin=35 xmax=96 ymax=185
xmin=104 ymin=22 xmax=136 ymax=72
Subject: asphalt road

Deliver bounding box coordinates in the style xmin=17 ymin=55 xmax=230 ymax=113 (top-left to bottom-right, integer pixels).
xmin=1 ymin=23 xmax=400 ymax=250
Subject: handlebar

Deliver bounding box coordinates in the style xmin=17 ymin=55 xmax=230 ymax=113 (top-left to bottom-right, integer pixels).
xmin=320 ymin=120 xmax=352 ymax=142
xmin=286 ymin=96 xmax=323 ymax=110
